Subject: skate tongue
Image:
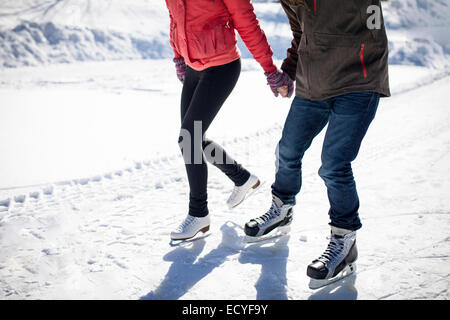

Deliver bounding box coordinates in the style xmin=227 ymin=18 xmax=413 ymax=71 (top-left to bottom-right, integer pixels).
xmin=272 ymin=195 xmax=284 ymax=207
xmin=331 ymin=226 xmax=353 ymax=237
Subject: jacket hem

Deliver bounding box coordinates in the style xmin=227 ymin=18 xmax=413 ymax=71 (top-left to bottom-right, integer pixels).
xmin=295 ymin=85 xmax=391 ymax=101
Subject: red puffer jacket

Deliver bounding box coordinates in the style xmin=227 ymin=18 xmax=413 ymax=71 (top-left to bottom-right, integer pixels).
xmin=165 ymin=0 xmax=276 ymax=73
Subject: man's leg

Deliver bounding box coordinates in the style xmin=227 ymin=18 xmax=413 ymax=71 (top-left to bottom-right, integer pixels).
xmin=272 ymin=96 xmax=330 ymax=205
xmin=318 ymin=92 xmax=380 ymax=231
xmin=245 ymin=96 xmax=330 ymax=238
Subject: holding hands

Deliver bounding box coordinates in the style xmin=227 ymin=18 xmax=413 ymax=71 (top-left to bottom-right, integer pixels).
xmin=174 ymin=57 xmax=294 ymax=99
xmin=265 ymin=70 xmax=294 ymax=98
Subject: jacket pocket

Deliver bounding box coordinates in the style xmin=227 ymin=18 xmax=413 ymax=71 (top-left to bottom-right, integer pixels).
xmin=313 ymin=32 xmax=360 ymax=48
xmin=188 ymin=21 xmax=236 ymax=59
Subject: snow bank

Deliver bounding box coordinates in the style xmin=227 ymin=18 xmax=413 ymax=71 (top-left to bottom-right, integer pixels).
xmin=383 ymin=0 xmax=450 ymax=68
xmin=0 ymin=0 xmax=171 ymax=67
xmin=0 ymin=21 xmax=171 ymax=68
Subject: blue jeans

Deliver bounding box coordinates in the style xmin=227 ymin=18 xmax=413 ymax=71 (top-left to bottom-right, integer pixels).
xmin=272 ymin=92 xmax=380 ymax=231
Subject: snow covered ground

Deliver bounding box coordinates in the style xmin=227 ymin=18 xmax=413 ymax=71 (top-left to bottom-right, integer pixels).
xmin=0 ymin=59 xmax=449 ymax=300
xmin=0 ymin=0 xmax=449 ymax=300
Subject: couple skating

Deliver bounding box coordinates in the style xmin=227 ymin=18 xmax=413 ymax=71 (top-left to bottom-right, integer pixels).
xmin=165 ymin=0 xmax=389 ymax=286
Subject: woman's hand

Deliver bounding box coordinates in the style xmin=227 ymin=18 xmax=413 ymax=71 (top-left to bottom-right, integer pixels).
xmin=173 ymin=57 xmax=187 ymax=83
xmin=265 ymin=70 xmax=294 ymax=98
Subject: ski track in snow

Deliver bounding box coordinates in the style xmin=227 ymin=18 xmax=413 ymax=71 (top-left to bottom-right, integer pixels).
xmin=0 ymin=62 xmax=449 ymax=299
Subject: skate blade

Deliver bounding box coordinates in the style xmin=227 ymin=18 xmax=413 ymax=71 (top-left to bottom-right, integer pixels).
xmin=244 ymin=225 xmax=291 ymax=244
xmin=308 ymin=263 xmax=357 ymax=290
xmin=229 ymin=180 xmax=266 ymax=209
xmin=169 ymin=227 xmax=211 ymax=247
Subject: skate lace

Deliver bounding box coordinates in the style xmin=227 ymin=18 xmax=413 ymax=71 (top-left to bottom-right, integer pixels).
xmin=177 ymin=215 xmax=195 ymax=232
xmin=317 ymin=235 xmax=344 ymax=264
xmin=256 ymin=201 xmax=281 ymax=224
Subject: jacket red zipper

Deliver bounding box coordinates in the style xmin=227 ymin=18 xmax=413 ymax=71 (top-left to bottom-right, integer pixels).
xmin=360 ymin=43 xmax=367 ymax=78
xmin=314 ymin=0 xmax=317 ymax=12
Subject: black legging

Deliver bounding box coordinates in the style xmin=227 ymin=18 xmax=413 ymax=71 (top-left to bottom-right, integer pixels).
xmin=179 ymin=58 xmax=250 ymax=217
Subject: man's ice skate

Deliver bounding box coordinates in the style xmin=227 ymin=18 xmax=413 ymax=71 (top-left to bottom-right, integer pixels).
xmin=227 ymin=174 xmax=261 ymax=209
xmin=307 ymin=226 xmax=358 ymax=290
xmin=243 ymin=195 xmax=293 ymax=242
xmin=170 ymin=215 xmax=210 ymax=241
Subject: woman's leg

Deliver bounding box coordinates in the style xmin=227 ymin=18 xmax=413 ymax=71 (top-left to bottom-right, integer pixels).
xmin=182 ymin=64 xmax=249 ymax=187
xmin=202 ymin=139 xmax=250 ymax=187
xmin=180 ymin=65 xmax=200 ymax=122
xmin=179 ymin=59 xmax=244 ymax=217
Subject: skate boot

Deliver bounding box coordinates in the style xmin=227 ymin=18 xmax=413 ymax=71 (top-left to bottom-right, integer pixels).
xmin=227 ymin=174 xmax=261 ymax=209
xmin=170 ymin=214 xmax=210 ymax=241
xmin=307 ymin=226 xmax=358 ymax=289
xmin=244 ymin=195 xmax=293 ymax=241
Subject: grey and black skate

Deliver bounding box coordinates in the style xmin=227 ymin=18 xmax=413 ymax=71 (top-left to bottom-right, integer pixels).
xmin=244 ymin=196 xmax=293 ymax=242
xmin=307 ymin=226 xmax=358 ymax=289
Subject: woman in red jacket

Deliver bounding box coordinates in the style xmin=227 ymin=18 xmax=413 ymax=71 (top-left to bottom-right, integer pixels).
xmin=167 ymin=0 xmax=293 ymax=241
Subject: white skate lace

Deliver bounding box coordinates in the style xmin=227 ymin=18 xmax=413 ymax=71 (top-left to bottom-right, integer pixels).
xmin=176 ymin=215 xmax=195 ymax=232
xmin=317 ymin=235 xmax=344 ymax=264
xmin=255 ymin=200 xmax=281 ymax=225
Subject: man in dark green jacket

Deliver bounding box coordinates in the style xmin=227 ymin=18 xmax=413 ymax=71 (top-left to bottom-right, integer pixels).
xmin=244 ymin=0 xmax=390 ymax=288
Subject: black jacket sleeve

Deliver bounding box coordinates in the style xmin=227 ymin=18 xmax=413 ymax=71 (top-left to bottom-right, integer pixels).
xmin=279 ymin=0 xmax=302 ymax=81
